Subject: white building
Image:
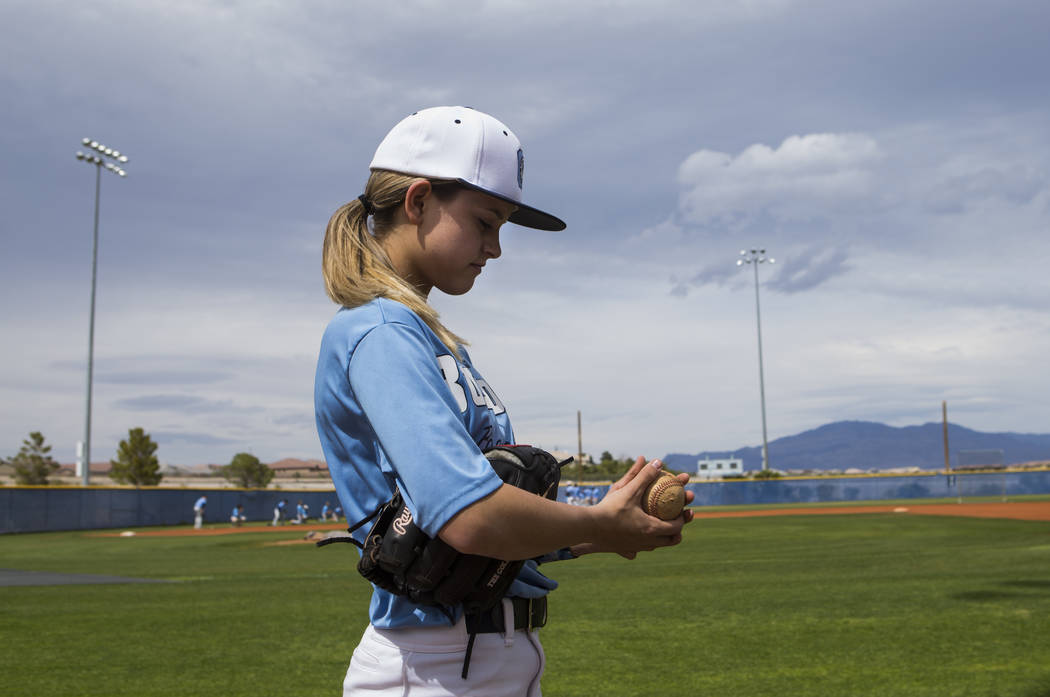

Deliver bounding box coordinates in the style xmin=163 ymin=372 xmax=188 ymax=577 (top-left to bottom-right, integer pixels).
xmin=695 ymin=457 xmax=744 ymax=479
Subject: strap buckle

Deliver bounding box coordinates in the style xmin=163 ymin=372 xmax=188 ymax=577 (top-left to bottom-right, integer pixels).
xmin=524 ymin=596 xmax=547 ymax=632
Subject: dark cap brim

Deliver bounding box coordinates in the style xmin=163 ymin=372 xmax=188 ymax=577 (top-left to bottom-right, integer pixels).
xmin=456 ymin=179 xmax=566 ymax=231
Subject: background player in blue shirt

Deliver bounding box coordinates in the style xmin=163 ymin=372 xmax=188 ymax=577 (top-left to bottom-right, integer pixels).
xmin=315 ymin=106 xmax=692 ymax=696
xmin=272 ymin=498 xmax=287 ymax=527
xmin=193 ymin=495 xmax=207 ymax=529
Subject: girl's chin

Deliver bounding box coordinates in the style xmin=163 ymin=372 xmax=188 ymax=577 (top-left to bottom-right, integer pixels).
xmin=437 ymin=279 xmax=476 ymax=296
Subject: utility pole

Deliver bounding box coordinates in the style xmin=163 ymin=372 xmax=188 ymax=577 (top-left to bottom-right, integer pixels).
xmin=942 ymin=401 xmax=951 ymax=473
xmin=576 ymin=410 xmax=583 ymax=476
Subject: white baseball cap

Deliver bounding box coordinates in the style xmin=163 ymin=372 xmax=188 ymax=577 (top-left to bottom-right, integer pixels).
xmin=369 ymin=106 xmax=566 ymax=231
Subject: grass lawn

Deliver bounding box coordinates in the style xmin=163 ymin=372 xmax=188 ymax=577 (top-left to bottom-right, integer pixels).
xmin=2 ymin=511 xmax=1049 ymax=696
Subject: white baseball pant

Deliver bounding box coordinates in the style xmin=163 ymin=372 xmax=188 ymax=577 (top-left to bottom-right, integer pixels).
xmin=343 ymin=603 xmax=545 ymax=696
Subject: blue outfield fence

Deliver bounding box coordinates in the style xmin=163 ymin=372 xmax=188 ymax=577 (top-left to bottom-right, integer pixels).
xmin=556 ymin=470 xmax=1050 ymax=507
xmin=684 ymin=470 xmax=1050 ymax=506
xmin=0 ymin=487 xmax=343 ymax=534
xmin=2 ymin=470 xmax=1049 ymax=534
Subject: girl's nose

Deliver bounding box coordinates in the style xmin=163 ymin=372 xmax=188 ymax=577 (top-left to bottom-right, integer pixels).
xmin=484 ymin=229 xmax=502 ymax=259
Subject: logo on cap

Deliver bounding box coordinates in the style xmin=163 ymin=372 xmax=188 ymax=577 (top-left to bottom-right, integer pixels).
xmin=516 ymin=149 xmax=524 ymax=190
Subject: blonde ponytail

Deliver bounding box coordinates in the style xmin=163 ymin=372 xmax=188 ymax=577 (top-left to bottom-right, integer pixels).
xmin=322 ymin=171 xmax=466 ymax=357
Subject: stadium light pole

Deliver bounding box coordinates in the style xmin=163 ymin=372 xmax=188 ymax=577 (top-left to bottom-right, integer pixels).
xmin=75 ymin=139 xmax=128 ymax=486
xmin=737 ymin=248 xmax=774 ymax=472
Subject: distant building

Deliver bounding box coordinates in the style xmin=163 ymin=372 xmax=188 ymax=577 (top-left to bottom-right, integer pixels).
xmin=956 ymin=449 xmax=1005 ymax=471
xmin=55 ymin=462 xmax=112 ymax=477
xmin=696 ymin=457 xmax=743 ymax=479
xmin=268 ymin=458 xmax=329 ymax=476
xmin=549 ymin=450 xmax=592 ymax=467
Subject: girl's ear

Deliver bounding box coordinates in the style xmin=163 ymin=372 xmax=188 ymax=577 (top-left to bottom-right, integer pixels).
xmin=403 ymin=179 xmax=432 ymax=225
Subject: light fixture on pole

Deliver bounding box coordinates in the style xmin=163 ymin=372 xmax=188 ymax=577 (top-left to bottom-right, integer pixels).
xmin=737 ymin=248 xmax=774 ymax=471
xmin=75 ymin=139 xmax=129 ymax=486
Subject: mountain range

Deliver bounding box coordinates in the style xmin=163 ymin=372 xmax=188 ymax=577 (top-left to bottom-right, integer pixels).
xmin=662 ymin=420 xmax=1050 ymax=473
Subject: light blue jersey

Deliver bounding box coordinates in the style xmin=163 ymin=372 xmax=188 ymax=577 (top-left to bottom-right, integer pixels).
xmin=316 ymin=298 xmax=528 ymax=628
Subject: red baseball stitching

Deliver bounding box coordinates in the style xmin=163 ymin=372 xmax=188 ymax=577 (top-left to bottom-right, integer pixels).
xmin=646 ymin=476 xmax=682 ymax=518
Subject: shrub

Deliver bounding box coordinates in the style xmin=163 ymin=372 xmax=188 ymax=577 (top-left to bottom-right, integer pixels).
xmin=4 ymin=432 xmax=60 ymax=485
xmin=222 ymin=453 xmax=274 ymax=489
xmin=110 ymin=428 xmax=163 ymax=486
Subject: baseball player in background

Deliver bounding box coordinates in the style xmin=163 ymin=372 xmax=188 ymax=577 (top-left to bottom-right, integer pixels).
xmin=315 ymin=106 xmax=693 ymax=696
xmin=272 ymin=498 xmax=287 ymax=526
xmin=193 ymin=495 xmax=207 ymax=529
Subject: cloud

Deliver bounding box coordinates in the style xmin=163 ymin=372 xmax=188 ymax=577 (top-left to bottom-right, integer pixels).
xmin=921 ymin=162 xmax=1044 ymax=215
xmin=150 ymin=431 xmax=239 ymax=447
xmin=677 ymin=133 xmax=882 ymax=228
xmin=669 ymin=262 xmax=741 ymax=297
xmin=766 ymin=247 xmax=851 ymax=294
xmin=113 ymin=394 xmax=264 ymax=415
xmin=669 ymin=246 xmax=851 ymax=297
xmin=662 ymin=118 xmax=1050 ymax=304
xmin=271 ymin=412 xmax=315 ymax=427
xmin=97 ymin=370 xmax=232 ymax=386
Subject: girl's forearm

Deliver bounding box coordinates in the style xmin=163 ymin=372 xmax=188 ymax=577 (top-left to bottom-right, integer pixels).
xmin=438 ymin=484 xmax=599 ymax=560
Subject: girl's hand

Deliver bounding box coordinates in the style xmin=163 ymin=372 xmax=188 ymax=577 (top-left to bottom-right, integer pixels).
xmin=610 ymin=456 xmax=695 ymax=521
xmin=585 ymin=458 xmax=693 ymax=559
xmin=610 ymin=456 xmax=695 ymax=506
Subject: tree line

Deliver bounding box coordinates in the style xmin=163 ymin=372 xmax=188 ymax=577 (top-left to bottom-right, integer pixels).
xmin=1 ymin=429 xmax=275 ymax=488
xmin=5 ymin=435 xmax=716 ymax=488
xmin=563 ymin=451 xmax=687 ymax=482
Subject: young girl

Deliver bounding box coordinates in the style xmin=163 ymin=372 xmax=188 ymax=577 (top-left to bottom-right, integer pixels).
xmin=315 ymin=106 xmax=693 ymax=696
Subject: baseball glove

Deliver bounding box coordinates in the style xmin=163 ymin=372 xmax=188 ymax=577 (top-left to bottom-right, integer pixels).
xmin=319 ymin=445 xmax=568 ymax=614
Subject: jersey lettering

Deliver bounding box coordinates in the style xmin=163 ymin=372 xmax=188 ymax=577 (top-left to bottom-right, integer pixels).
xmin=478 ymin=423 xmax=495 ymax=451
xmin=462 ymin=369 xmax=493 ymax=410
xmin=475 ymin=378 xmax=506 ymax=415
xmin=436 ymin=354 xmax=468 ymax=411
xmin=435 ymin=354 xmax=505 ymax=416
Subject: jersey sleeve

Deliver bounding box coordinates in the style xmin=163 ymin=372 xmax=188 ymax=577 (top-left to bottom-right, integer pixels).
xmin=347 ymin=321 xmax=502 ymax=537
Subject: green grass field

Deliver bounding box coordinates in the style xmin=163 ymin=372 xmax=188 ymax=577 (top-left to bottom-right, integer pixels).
xmin=2 ymin=509 xmax=1049 ymax=696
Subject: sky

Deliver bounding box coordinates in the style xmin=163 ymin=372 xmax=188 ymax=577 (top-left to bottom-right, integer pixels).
xmin=2 ymin=0 xmax=1049 ymax=467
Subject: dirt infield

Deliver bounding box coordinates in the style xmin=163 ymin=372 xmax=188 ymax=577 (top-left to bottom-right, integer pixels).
xmin=691 ymin=501 xmax=1050 ymax=522
xmin=89 ymin=501 xmax=1050 ymax=538
xmin=90 ymin=522 xmax=348 ymax=537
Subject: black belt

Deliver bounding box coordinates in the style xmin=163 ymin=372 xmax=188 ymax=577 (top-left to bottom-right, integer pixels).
xmin=466 ymin=596 xmax=548 ymax=634
xmin=461 ymin=597 xmax=548 ymax=679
